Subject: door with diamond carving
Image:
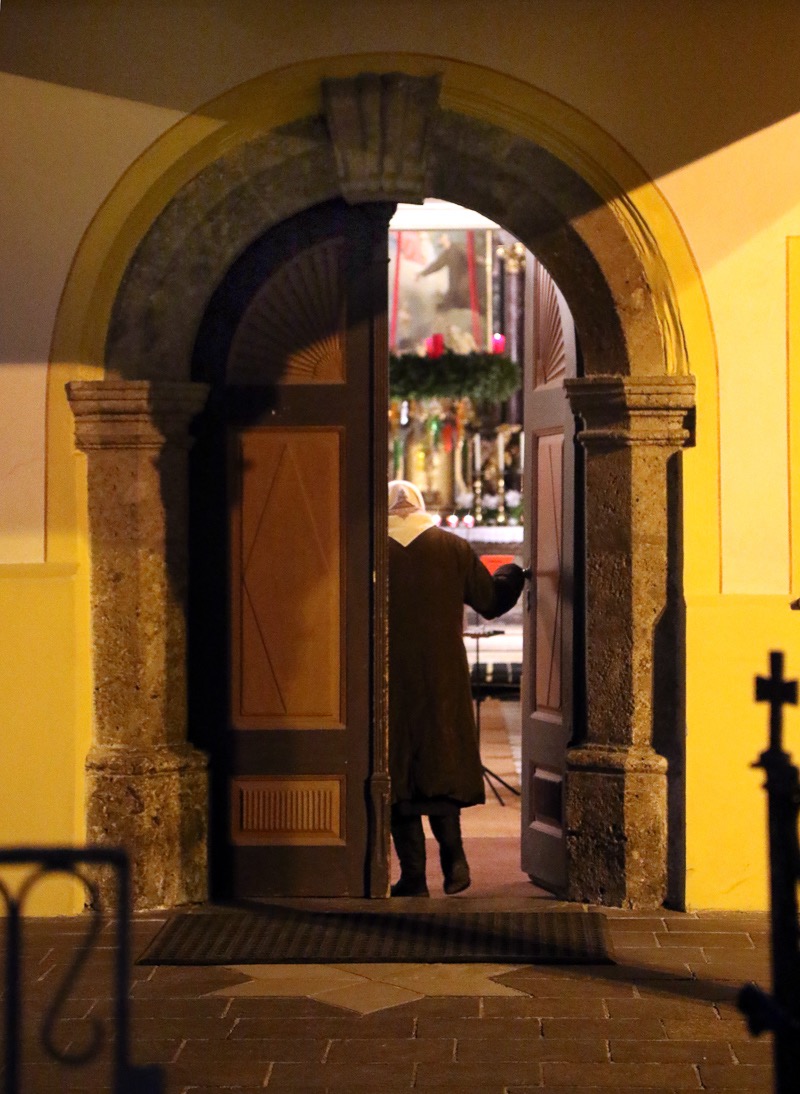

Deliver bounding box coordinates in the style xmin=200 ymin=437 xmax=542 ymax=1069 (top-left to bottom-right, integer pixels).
xmin=520 ymin=254 xmax=577 ymax=894
xmin=221 ymin=201 xmax=391 ymax=898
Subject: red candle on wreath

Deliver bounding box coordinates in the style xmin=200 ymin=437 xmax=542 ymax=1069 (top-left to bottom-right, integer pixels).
xmin=492 ymin=332 xmax=506 ymax=354
xmin=426 ymin=332 xmax=445 ymax=358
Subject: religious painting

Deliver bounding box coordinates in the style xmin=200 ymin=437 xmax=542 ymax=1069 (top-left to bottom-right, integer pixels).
xmin=386 ymin=210 xmax=524 ymax=527
xmin=388 ymin=228 xmax=496 ymax=354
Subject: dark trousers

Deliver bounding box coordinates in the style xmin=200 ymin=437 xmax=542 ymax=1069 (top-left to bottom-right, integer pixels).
xmin=391 ymin=807 xmax=470 ymax=895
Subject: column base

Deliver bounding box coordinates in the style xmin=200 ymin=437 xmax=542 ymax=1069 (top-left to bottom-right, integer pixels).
xmin=86 ymin=744 xmax=208 ymax=911
xmin=565 ymin=745 xmax=667 ymax=909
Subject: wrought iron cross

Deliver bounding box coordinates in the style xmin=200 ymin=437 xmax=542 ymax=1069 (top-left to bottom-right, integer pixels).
xmin=756 ymin=651 xmax=798 ymax=753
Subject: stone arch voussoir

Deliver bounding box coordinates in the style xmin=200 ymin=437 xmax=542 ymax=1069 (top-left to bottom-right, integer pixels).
xmin=107 ymin=73 xmax=673 ymax=384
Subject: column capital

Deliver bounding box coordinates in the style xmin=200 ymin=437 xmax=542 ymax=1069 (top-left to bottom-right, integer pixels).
xmin=565 ymin=374 xmax=696 ymax=449
xmin=66 ymin=379 xmax=209 ymax=451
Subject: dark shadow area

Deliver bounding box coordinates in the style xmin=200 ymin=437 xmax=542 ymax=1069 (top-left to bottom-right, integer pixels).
xmin=137 ymin=899 xmax=612 ymax=965
xmin=191 ymin=198 xmax=364 ymax=390
xmin=496 ymin=960 xmax=756 ymax=1008
xmin=570 ymin=337 xmax=587 ymax=747
xmin=652 ymin=447 xmax=688 ymax=911
xmin=2 ymin=0 xmax=800 ymax=187
xmin=186 ymin=387 xmax=232 ymax=899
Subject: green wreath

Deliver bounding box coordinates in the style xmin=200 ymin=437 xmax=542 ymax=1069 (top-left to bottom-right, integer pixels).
xmin=389 ymin=351 xmax=521 ymax=403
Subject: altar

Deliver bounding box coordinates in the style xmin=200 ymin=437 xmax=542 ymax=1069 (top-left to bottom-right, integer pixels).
xmin=388 ymin=199 xmax=527 ymax=535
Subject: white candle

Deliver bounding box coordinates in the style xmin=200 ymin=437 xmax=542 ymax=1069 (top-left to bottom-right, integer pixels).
xmin=455 ymin=437 xmax=465 ymax=495
xmin=519 ymin=432 xmax=525 ymax=475
xmin=473 ymin=434 xmax=481 ymax=476
xmin=497 ymin=431 xmax=505 ymax=477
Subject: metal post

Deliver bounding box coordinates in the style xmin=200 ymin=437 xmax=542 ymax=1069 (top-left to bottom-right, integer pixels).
xmin=4 ymin=898 xmax=21 ymax=1094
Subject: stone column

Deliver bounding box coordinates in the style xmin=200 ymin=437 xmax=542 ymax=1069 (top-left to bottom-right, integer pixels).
xmin=564 ymin=374 xmax=695 ymax=908
xmin=67 ymin=379 xmax=210 ymax=911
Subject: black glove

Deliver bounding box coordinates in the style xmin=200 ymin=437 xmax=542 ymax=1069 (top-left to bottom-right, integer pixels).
xmin=491 ymin=562 xmax=525 ymax=614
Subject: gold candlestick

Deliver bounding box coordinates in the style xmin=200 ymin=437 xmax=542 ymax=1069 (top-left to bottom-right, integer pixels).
xmin=497 ymin=478 xmax=506 ymax=524
xmin=472 ymin=430 xmax=483 ymax=524
xmin=473 ymin=476 xmax=483 ymax=525
xmin=496 ymin=425 xmax=508 ymax=524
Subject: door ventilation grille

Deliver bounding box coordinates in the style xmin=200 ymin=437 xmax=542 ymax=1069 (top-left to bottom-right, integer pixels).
xmin=231 ymin=776 xmax=344 ymax=845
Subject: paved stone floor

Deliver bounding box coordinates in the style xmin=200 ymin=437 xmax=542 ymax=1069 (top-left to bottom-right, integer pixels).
xmin=4 ymin=905 xmax=775 ymax=1092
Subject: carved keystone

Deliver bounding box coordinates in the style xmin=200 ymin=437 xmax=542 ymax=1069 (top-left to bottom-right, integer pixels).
xmin=322 ymin=72 xmax=441 ymax=204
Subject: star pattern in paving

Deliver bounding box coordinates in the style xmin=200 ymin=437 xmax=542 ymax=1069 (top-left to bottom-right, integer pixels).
xmin=211 ymin=962 xmax=528 ymax=1014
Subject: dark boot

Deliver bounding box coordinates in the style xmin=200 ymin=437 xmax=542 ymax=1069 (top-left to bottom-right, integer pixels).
xmin=390 ymin=815 xmax=429 ymax=896
xmin=430 ymin=813 xmax=471 ymax=895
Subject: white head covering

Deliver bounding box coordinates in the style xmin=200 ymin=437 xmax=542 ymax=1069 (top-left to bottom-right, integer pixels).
xmin=388 ymin=480 xmax=425 ymax=515
xmin=388 ymin=479 xmax=437 ymax=546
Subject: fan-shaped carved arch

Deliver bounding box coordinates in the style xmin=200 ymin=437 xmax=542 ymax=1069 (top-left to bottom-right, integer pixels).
xmin=534 ymin=259 xmax=575 ymax=389
xmin=227 ymin=238 xmax=347 ymax=385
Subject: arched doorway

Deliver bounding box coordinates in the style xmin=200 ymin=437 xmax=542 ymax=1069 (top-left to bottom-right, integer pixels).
xmin=66 ymin=70 xmax=696 ymax=910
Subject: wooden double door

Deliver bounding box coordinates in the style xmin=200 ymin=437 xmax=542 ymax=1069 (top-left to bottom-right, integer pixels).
xmin=192 ymin=201 xmax=578 ymax=901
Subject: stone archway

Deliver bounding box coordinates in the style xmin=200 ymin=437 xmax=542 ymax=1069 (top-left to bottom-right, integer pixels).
xmin=68 ymin=72 xmax=694 ymax=910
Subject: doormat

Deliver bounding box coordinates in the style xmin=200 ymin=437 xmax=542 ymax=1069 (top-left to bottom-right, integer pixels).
xmin=138 ymin=907 xmax=612 ymax=965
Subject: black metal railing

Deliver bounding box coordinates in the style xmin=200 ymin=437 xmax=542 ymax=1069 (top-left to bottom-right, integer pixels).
xmin=0 ymin=846 xmax=163 ymax=1093
xmin=737 ymin=651 xmax=800 ymax=1092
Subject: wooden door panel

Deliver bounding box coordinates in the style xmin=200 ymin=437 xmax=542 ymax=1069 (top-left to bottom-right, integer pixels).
xmin=522 ymin=419 xmax=571 ymax=892
xmin=240 ymin=592 xmax=285 ymax=716
xmin=217 ymin=201 xmax=390 ymax=898
xmin=232 ymin=428 xmax=343 ymax=729
xmin=521 ymin=256 xmax=576 ymax=894
xmin=534 ymin=433 xmax=563 ymax=715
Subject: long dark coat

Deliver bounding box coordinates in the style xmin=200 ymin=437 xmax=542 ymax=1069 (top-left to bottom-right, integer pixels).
xmin=389 ymin=526 xmax=524 ymax=810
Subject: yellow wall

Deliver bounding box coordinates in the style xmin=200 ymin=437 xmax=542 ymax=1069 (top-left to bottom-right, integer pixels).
xmin=0 ymin=71 xmax=185 ymax=564
xmin=682 ymin=229 xmax=800 ymax=909
xmin=0 ymin=565 xmax=90 ymax=914
xmin=659 ymin=114 xmax=800 ymax=595
xmin=685 ymin=598 xmax=800 ymax=909
xmin=0 ymin=69 xmax=182 ymax=912
xmin=3 ymin=1 xmax=800 ymax=911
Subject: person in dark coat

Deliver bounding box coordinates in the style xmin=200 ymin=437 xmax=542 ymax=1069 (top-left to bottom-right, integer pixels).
xmin=388 ymin=480 xmax=525 ymax=896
